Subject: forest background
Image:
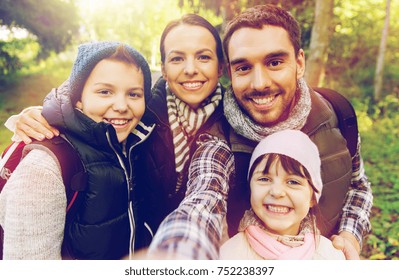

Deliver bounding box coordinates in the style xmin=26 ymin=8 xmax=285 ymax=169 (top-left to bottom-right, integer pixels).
xmin=0 ymin=0 xmax=398 ymax=260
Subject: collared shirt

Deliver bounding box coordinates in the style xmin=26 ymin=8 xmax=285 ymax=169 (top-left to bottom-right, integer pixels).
xmin=339 ymin=135 xmax=373 ymax=247
xmin=148 ymin=136 xmax=233 ymax=259
xmin=148 ymin=134 xmax=372 ymax=259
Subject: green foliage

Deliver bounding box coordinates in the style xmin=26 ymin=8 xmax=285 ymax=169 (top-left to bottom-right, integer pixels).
xmin=324 ymin=0 xmax=399 ymax=101
xmin=0 ymin=0 xmax=79 ymax=56
xmin=0 ymin=38 xmax=40 ymax=86
xmin=77 ymin=0 xmax=178 ymax=68
xmin=0 ymin=0 xmax=398 ymax=260
xmin=0 ymin=0 xmax=79 ymax=83
xmin=357 ymin=96 xmax=399 ymax=260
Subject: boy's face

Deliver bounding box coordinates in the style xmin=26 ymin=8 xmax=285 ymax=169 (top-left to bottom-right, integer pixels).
xmin=161 ymin=24 xmax=222 ymax=109
xmin=227 ymin=25 xmax=305 ymax=126
xmin=76 ymin=59 xmax=145 ymax=143
xmin=249 ymin=157 xmax=314 ymax=236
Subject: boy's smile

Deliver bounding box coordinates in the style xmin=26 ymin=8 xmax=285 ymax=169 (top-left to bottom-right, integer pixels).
xmin=76 ymin=59 xmax=145 ymax=143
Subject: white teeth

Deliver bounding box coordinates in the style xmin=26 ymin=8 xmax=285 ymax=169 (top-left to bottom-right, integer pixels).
xmin=267 ymin=205 xmax=290 ymax=213
xmin=107 ymin=119 xmax=129 ymax=125
xmin=182 ymin=82 xmax=202 ymax=89
xmin=253 ymin=95 xmax=275 ymax=105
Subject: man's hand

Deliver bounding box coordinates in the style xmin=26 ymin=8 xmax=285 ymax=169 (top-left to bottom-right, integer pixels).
xmin=15 ymin=107 xmax=59 ymax=144
xmin=331 ymin=231 xmax=361 ymax=260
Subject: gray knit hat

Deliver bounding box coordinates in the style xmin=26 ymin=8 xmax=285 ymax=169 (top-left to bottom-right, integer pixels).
xmin=68 ymin=41 xmax=152 ymax=105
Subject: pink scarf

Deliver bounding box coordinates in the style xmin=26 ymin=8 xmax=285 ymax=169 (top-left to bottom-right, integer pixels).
xmin=245 ymin=225 xmax=316 ymax=260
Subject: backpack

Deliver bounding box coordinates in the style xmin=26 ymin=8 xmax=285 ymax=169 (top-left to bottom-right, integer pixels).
xmin=314 ymin=87 xmax=359 ymax=157
xmin=0 ymin=136 xmax=87 ymax=259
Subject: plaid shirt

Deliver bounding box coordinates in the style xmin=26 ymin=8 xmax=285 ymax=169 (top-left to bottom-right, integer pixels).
xmin=148 ymin=134 xmax=372 ymax=259
xmin=148 ymin=135 xmax=234 ymax=259
xmin=339 ymin=135 xmax=372 ymax=247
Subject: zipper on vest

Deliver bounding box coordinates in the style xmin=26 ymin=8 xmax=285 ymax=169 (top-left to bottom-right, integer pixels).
xmin=106 ymin=131 xmax=136 ymax=259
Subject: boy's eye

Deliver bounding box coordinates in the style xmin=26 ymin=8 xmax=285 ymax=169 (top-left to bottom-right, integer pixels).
xmin=98 ymin=90 xmax=111 ymax=95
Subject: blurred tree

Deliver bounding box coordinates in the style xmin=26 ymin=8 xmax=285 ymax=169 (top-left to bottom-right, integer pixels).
xmin=374 ymin=0 xmax=391 ymax=101
xmin=325 ymin=0 xmax=398 ymax=101
xmin=305 ymin=0 xmax=334 ymax=87
xmin=77 ymin=0 xmax=184 ymax=69
xmin=179 ymin=0 xmax=313 ymax=32
xmin=0 ymin=0 xmax=79 ymax=82
xmin=0 ymin=0 xmax=79 ymax=57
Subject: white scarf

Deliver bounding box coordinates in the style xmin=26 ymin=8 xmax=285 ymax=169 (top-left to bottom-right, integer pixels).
xmin=166 ymin=83 xmax=222 ymax=190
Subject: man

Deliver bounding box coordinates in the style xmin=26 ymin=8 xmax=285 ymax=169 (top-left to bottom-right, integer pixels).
xmin=148 ymin=4 xmax=372 ymax=260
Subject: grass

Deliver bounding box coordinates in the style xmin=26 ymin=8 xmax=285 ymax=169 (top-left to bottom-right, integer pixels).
xmin=0 ymin=72 xmax=67 ymax=150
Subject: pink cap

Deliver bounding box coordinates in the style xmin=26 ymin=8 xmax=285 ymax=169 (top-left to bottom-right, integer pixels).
xmin=248 ymin=130 xmax=323 ymax=202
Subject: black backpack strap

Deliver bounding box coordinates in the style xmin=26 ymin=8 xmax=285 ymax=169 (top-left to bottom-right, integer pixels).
xmin=314 ymin=87 xmax=359 ymax=157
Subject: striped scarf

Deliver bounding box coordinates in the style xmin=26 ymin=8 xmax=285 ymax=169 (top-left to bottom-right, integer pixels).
xmin=166 ymin=83 xmax=222 ymax=190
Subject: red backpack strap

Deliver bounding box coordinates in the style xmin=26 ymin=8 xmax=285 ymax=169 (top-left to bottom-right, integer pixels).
xmin=0 ymin=137 xmax=86 ymax=259
xmin=29 ymin=137 xmax=87 ymax=213
xmin=0 ymin=142 xmax=27 ymax=192
xmin=31 ymin=136 xmax=87 ymax=260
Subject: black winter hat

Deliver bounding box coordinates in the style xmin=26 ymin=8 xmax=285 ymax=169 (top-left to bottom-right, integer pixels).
xmin=68 ymin=41 xmax=152 ymax=105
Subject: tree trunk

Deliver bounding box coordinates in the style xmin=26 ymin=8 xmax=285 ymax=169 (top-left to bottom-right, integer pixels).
xmin=374 ymin=0 xmax=391 ymax=101
xmin=304 ymin=0 xmax=334 ymax=87
xmin=221 ymin=0 xmax=241 ymax=32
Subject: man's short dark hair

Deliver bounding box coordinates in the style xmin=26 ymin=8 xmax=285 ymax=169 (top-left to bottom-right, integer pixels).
xmin=222 ymin=4 xmax=302 ymax=62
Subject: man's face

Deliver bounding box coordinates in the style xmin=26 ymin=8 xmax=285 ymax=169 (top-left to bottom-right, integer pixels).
xmin=227 ymin=25 xmax=305 ymax=126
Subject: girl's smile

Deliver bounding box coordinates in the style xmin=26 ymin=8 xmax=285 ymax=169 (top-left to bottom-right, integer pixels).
xmin=250 ymin=157 xmax=314 ymax=236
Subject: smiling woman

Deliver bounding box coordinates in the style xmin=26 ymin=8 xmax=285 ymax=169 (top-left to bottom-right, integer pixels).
xmin=161 ymin=24 xmax=222 ymax=109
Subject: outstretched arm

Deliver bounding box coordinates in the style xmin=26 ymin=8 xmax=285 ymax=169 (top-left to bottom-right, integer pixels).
xmin=334 ymin=135 xmax=373 ymax=259
xmin=147 ymin=136 xmax=234 ymax=259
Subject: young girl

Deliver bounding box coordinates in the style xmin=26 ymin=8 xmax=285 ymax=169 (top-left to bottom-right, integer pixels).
xmin=219 ymin=130 xmax=345 ymax=260
xmin=0 ymin=41 xmax=154 ymax=259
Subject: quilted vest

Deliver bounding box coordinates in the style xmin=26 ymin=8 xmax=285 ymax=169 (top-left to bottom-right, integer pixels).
xmin=41 ymin=84 xmax=153 ymax=260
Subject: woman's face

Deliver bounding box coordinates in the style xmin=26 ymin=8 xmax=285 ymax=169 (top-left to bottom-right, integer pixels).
xmin=76 ymin=59 xmax=145 ymax=143
xmin=161 ymin=24 xmax=222 ymax=109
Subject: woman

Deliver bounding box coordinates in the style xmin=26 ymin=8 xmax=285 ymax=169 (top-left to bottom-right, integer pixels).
xmin=138 ymin=14 xmax=226 ymax=233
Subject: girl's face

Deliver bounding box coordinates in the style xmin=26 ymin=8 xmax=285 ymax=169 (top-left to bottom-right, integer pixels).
xmin=161 ymin=24 xmax=222 ymax=109
xmin=250 ymin=157 xmax=315 ymax=235
xmin=76 ymin=59 xmax=145 ymax=143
